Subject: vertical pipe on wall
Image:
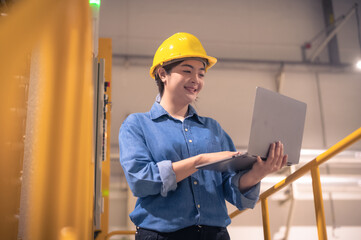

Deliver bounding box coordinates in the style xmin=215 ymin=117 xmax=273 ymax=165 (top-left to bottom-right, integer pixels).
xmin=315 ymin=73 xmax=327 ymax=148
xmin=275 ymin=63 xmax=285 ymax=94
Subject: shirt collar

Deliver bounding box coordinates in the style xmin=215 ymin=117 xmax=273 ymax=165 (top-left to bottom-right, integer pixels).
xmin=150 ymin=101 xmax=205 ymax=125
xmin=149 ymin=101 xmax=169 ymax=120
xmin=187 ymin=104 xmax=205 ymax=124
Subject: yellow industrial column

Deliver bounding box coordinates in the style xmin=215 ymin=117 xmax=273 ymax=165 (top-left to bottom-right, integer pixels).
xmin=0 ymin=1 xmax=44 ymax=239
xmin=0 ymin=42 xmax=31 ymax=240
xmin=25 ymin=1 xmax=94 ymax=239
xmin=0 ymin=0 xmax=95 ymax=239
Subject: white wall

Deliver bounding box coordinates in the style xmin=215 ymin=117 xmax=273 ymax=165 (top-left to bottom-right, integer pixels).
xmin=111 ymin=61 xmax=361 ymax=150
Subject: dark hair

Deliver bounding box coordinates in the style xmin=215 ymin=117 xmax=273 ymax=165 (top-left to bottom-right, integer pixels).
xmin=154 ymin=60 xmax=183 ymax=97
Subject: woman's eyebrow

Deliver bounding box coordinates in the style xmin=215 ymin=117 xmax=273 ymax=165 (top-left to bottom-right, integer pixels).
xmin=181 ymin=64 xmax=205 ymax=71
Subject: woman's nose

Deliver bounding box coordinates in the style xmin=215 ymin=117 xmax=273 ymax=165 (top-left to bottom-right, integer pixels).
xmin=191 ymin=73 xmax=199 ymax=83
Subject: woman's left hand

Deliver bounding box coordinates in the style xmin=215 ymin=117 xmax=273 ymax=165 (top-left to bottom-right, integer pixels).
xmin=251 ymin=141 xmax=288 ymax=180
xmin=238 ymin=141 xmax=288 ymax=191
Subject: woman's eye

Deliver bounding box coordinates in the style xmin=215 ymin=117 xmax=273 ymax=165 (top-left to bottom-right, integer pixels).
xmin=199 ymin=74 xmax=205 ymax=78
xmin=183 ymin=70 xmax=191 ymax=73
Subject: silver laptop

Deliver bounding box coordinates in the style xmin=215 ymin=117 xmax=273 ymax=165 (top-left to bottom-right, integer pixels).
xmin=196 ymin=87 xmax=307 ymax=172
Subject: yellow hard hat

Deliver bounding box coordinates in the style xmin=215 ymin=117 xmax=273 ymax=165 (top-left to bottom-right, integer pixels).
xmin=149 ymin=32 xmax=217 ymax=79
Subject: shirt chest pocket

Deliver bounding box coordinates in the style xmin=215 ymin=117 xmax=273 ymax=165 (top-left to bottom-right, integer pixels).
xmin=145 ymin=129 xmax=188 ymax=162
xmin=196 ymin=132 xmax=223 ymax=154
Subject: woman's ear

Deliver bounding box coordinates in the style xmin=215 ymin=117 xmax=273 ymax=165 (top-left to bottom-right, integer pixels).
xmin=157 ymin=67 xmax=167 ymax=83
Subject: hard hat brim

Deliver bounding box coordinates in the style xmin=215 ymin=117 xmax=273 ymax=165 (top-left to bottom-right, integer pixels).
xmin=149 ymin=54 xmax=217 ymax=79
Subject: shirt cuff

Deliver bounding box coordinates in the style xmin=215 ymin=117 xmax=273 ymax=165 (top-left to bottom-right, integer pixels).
xmin=157 ymin=160 xmax=177 ymax=197
xmin=231 ymin=171 xmax=260 ymax=209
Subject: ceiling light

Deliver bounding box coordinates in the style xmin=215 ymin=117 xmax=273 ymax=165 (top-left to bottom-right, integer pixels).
xmin=356 ymin=60 xmax=361 ymax=69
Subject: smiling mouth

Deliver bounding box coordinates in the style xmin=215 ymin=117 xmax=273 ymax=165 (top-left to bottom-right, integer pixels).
xmin=184 ymin=86 xmax=197 ymax=93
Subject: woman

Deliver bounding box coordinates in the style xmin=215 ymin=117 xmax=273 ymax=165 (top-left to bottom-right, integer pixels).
xmin=118 ymin=32 xmax=287 ymax=240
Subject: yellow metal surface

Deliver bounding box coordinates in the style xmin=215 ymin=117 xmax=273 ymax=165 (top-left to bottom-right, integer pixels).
xmin=230 ymin=126 xmax=361 ymax=219
xmin=27 ymin=2 xmax=94 ymax=239
xmin=315 ymin=127 xmax=361 ymax=165
xmin=58 ymin=227 xmax=78 ymax=240
xmin=261 ymin=198 xmax=271 ymax=240
xmin=0 ymin=1 xmax=45 ymax=238
xmin=105 ymin=230 xmax=137 ymax=240
xmin=311 ymin=167 xmax=328 ymax=240
xmin=1 ymin=0 xmax=94 ymax=239
xmin=0 ymin=38 xmax=30 ymax=240
xmin=95 ymin=38 xmax=113 ymax=240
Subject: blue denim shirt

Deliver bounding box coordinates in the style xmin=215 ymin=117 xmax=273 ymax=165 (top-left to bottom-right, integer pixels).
xmin=118 ymin=101 xmax=260 ymax=232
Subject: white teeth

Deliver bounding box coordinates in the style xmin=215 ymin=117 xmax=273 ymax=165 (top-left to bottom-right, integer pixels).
xmin=185 ymin=87 xmax=195 ymax=91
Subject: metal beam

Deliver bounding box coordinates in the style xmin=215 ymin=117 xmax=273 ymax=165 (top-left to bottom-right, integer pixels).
xmin=322 ymin=0 xmax=340 ymax=64
xmin=310 ymin=3 xmax=357 ymax=62
xmin=112 ymin=53 xmax=353 ymax=73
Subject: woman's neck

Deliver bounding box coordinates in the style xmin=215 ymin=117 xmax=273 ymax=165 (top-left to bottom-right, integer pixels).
xmin=160 ymin=96 xmax=189 ymax=121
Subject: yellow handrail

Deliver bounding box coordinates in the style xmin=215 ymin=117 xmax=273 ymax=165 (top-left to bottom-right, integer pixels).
xmin=230 ymin=126 xmax=361 ymax=239
xmin=261 ymin=198 xmax=271 ymax=239
xmin=311 ymin=166 xmax=327 ymax=239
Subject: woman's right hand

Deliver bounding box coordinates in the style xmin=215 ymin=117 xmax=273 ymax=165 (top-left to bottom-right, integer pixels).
xmin=173 ymin=151 xmax=240 ymax=183
xmin=197 ymin=151 xmax=241 ymax=166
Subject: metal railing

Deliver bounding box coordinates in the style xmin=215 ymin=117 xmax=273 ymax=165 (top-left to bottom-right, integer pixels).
xmin=229 ymin=126 xmax=361 ymax=239
xmin=105 ymin=127 xmax=361 ymax=240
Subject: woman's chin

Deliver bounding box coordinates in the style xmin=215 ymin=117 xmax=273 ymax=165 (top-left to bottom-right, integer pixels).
xmin=185 ymin=94 xmax=197 ymax=103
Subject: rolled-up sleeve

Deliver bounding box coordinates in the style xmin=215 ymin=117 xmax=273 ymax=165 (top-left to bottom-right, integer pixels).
xmin=231 ymin=171 xmax=260 ymax=209
xmin=119 ymin=115 xmax=177 ymax=198
xmin=221 ymin=171 xmax=260 ymax=210
xmin=157 ymin=160 xmax=177 ymax=197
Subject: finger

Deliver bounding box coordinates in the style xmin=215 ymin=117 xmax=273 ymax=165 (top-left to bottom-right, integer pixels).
xmin=269 ymin=142 xmax=279 ymax=165
xmin=230 ymin=152 xmax=239 ymax=157
xmin=275 ymin=141 xmax=281 ymax=160
xmin=256 ymin=156 xmax=263 ymax=164
xmin=267 ymin=142 xmax=275 ymax=163
xmin=273 ymin=142 xmax=284 ymax=169
xmin=276 ymin=143 xmax=285 ymax=168
xmin=282 ymin=154 xmax=288 ymax=167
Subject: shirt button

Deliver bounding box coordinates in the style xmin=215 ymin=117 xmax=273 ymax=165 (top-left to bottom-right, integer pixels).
xmin=189 ymin=140 xmax=192 ymax=143
xmin=197 ymin=204 xmax=201 ymax=208
xmin=185 ymin=128 xmax=188 ymax=132
xmin=194 ymin=181 xmax=198 ymax=185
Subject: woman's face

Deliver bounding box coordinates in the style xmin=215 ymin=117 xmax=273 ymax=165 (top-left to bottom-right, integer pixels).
xmin=160 ymin=59 xmax=206 ymax=105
